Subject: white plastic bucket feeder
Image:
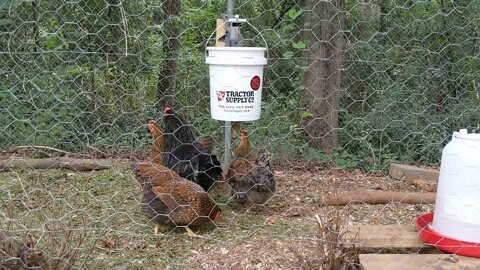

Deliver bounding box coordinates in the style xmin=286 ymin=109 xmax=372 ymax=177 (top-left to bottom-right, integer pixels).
xmin=431 ymin=129 xmax=480 ymax=243
xmin=205 ymin=18 xmax=268 ymax=121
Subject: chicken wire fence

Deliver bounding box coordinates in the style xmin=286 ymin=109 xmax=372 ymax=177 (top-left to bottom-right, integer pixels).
xmin=1 ymin=0 xmax=480 ymax=269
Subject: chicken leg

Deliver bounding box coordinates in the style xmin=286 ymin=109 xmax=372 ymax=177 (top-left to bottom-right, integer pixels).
xmin=154 ymin=224 xmax=170 ymax=235
xmin=184 ymin=227 xmax=201 ymax=238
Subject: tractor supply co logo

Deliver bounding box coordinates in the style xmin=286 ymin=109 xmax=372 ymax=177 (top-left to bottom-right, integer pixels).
xmin=216 ymin=75 xmax=260 ymax=104
xmin=217 ymin=90 xmax=254 ymax=103
xmin=216 ymin=91 xmax=226 ymax=101
xmin=225 ymin=91 xmax=254 ymax=103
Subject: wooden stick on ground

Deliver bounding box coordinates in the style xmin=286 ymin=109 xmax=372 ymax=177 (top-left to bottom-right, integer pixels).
xmin=0 ymin=157 xmax=133 ymax=172
xmin=321 ymin=191 xmax=436 ymax=206
xmin=7 ymin=145 xmax=88 ymax=157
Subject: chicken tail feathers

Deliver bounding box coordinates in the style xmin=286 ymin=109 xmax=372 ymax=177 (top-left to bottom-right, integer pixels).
xmin=249 ymin=154 xmax=275 ymax=192
xmin=257 ymin=154 xmax=273 ymax=172
xmin=195 ymin=153 xmax=223 ymax=192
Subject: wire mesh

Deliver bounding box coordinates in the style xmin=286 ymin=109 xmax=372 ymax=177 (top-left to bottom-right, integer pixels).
xmin=1 ymin=0 xmax=480 ymax=269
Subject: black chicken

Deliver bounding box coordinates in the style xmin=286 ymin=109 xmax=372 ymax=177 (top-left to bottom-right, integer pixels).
xmin=162 ymin=106 xmax=223 ymax=192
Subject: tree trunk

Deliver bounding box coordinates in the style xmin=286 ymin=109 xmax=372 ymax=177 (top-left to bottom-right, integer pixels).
xmin=379 ymin=0 xmax=388 ymax=34
xmin=156 ymin=0 xmax=181 ymax=110
xmin=32 ymin=0 xmax=40 ymax=53
xmin=301 ymin=0 xmax=346 ymax=153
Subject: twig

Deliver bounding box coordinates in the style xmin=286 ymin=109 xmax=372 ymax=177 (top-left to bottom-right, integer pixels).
xmin=118 ymin=0 xmax=129 ymax=56
xmin=314 ymin=214 xmax=322 ymax=227
xmin=0 ymin=157 xmax=133 ymax=171
xmin=9 ymin=145 xmax=88 ymax=157
xmin=86 ymin=145 xmax=108 ymax=156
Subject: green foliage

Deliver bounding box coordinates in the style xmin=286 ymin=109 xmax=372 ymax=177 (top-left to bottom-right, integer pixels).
xmin=287 ymin=8 xmax=302 ymax=20
xmin=341 ymin=0 xmax=480 ymax=168
xmin=1 ymin=0 xmax=479 ymax=171
xmin=0 ymin=0 xmax=25 ymax=9
xmin=292 ymin=41 xmax=306 ymax=49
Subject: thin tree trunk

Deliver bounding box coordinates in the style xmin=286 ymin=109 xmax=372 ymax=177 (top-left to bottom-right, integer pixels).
xmin=439 ymin=0 xmax=457 ymax=101
xmin=156 ymin=0 xmax=181 ymax=110
xmin=301 ymin=0 xmax=346 ymax=153
xmin=32 ymin=0 xmax=40 ymax=53
xmin=379 ymin=0 xmax=388 ymax=33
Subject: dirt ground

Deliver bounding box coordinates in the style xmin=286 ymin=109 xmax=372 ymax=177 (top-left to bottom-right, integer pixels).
xmin=185 ymin=167 xmax=435 ymax=269
xmin=0 ymin=156 xmax=437 ymax=270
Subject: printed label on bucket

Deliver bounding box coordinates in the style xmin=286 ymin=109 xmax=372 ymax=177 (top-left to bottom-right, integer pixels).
xmin=212 ymin=75 xmax=261 ymax=121
xmin=209 ymin=69 xmax=264 ymax=121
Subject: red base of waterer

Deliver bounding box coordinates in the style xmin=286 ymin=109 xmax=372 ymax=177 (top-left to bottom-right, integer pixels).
xmin=416 ymin=212 xmax=480 ymax=257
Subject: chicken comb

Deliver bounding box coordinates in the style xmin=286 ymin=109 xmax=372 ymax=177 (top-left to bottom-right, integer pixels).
xmin=147 ymin=119 xmax=158 ymax=133
xmin=147 ymin=119 xmax=157 ymax=128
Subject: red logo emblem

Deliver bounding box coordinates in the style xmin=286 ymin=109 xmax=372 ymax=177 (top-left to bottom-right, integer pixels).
xmin=250 ymin=76 xmax=261 ymax=91
xmin=216 ymin=91 xmax=225 ymax=101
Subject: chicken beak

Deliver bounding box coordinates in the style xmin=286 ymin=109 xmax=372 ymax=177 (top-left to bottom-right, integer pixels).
xmin=147 ymin=123 xmax=155 ymax=134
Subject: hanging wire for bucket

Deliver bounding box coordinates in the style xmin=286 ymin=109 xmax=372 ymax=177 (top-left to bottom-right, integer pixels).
xmin=205 ymin=19 xmax=270 ymax=61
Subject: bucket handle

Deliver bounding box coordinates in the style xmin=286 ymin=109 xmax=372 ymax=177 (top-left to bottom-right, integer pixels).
xmin=205 ymin=19 xmax=269 ymax=60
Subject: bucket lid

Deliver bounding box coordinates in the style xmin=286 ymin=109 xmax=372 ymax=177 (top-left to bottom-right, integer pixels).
xmin=453 ymin=129 xmax=480 ymax=141
xmin=206 ymin=47 xmax=267 ymax=52
xmin=206 ymin=47 xmax=267 ymax=66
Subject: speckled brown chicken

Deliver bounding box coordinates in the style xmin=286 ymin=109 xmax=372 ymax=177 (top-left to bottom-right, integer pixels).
xmin=227 ymin=129 xmax=275 ymax=206
xmin=140 ymin=121 xmax=221 ymax=234
xmin=134 ymin=162 xmax=222 ymax=234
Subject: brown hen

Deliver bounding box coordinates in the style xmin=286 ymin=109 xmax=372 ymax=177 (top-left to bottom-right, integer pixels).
xmin=134 ymin=162 xmax=221 ymax=234
xmin=227 ymin=129 xmax=275 ymax=207
xmin=139 ymin=120 xmax=221 ymax=235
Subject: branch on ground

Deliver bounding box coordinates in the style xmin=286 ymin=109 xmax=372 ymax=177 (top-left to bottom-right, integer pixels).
xmin=321 ymin=191 xmax=436 ymax=206
xmin=0 ymin=157 xmax=132 ymax=172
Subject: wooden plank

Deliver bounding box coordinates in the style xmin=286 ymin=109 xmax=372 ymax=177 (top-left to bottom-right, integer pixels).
xmin=346 ymin=225 xmax=426 ymax=249
xmin=215 ymin=18 xmax=225 ymax=47
xmin=360 ymin=254 xmax=480 ymax=270
xmin=389 ymin=163 xmax=439 ymax=182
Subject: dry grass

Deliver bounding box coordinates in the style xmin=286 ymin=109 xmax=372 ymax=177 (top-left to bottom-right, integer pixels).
xmin=288 ymin=210 xmax=361 ymax=270
xmin=0 ymin=163 xmax=434 ymax=269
